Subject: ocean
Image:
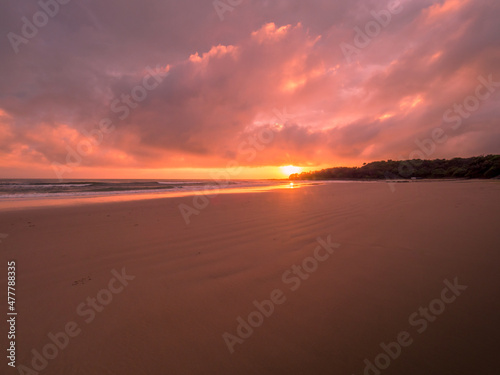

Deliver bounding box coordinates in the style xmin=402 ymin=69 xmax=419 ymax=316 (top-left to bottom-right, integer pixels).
xmin=0 ymin=179 xmax=289 ymax=200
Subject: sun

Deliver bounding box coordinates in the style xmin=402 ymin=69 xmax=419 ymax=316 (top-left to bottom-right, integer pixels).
xmin=280 ymin=165 xmax=302 ymax=177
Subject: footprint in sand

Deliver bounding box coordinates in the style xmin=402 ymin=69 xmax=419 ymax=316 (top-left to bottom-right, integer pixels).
xmin=72 ymin=276 xmax=92 ymax=286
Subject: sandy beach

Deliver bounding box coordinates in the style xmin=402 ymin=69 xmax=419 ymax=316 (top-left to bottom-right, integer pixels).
xmin=1 ymin=180 xmax=499 ymax=375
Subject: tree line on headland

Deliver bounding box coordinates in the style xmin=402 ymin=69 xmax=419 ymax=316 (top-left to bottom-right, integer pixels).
xmin=289 ymin=155 xmax=500 ymax=180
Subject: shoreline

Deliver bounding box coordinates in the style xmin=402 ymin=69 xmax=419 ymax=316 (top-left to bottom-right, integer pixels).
xmin=2 ymin=178 xmax=496 ymax=212
xmin=0 ymin=181 xmax=300 ymax=212
xmin=1 ymin=180 xmax=499 ymax=374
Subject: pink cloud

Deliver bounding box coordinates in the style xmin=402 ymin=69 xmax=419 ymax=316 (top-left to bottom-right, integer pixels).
xmin=0 ymin=0 xmax=499 ymax=177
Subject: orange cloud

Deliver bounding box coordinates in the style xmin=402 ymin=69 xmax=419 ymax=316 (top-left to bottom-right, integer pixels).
xmin=251 ymin=23 xmax=294 ymax=43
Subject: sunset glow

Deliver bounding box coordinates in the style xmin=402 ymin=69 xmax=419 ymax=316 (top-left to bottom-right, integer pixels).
xmin=0 ymin=0 xmax=498 ymax=179
xmin=280 ymin=165 xmax=302 ymax=177
xmin=1 ymin=2 xmax=499 ymax=373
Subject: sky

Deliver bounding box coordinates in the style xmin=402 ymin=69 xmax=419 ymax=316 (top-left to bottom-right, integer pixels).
xmin=0 ymin=0 xmax=499 ymax=179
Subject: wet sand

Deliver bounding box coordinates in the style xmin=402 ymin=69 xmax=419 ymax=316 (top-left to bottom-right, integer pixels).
xmin=1 ymin=180 xmax=499 ymax=374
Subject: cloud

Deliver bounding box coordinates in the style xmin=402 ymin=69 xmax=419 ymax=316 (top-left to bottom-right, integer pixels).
xmin=0 ymin=0 xmax=499 ymax=177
